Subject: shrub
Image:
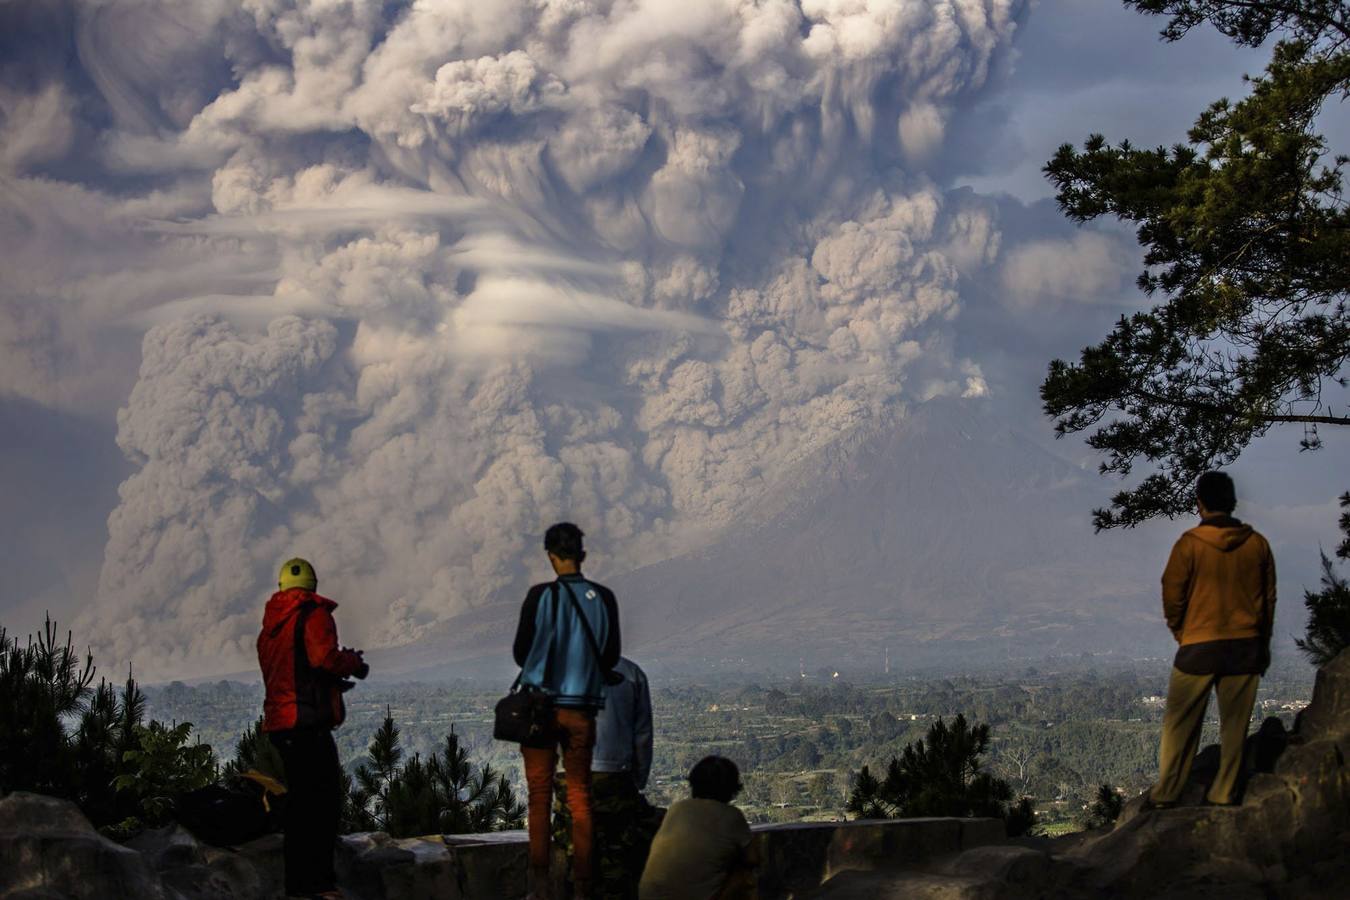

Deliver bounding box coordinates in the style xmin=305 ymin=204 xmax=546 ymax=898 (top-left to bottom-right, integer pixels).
xmin=112 ymin=721 xmax=218 ymax=826
xmin=1081 ymin=783 xmax=1124 ymax=830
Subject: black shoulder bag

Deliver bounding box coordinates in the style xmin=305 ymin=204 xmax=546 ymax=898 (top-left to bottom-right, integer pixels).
xmin=494 ymin=590 xmax=559 ymax=748
xmin=493 ymin=676 xmax=557 ymax=748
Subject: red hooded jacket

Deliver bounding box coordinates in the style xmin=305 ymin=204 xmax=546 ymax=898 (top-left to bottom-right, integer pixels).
xmin=257 ymin=588 xmax=363 ymax=732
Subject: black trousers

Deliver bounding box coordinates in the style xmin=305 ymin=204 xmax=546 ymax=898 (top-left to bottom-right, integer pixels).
xmin=270 ymin=727 xmax=342 ymax=894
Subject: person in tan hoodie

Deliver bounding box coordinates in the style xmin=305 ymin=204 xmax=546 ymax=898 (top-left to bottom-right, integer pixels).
xmin=1150 ymin=471 xmax=1277 ymax=808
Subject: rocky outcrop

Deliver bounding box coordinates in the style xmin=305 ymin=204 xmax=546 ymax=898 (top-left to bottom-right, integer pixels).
xmin=126 ymin=825 xmax=277 ymax=900
xmin=806 ymin=648 xmax=1350 ymax=899
xmin=755 ymin=817 xmax=1005 ymax=896
xmin=0 ymin=793 xmax=171 ymax=900
xmin=807 ymin=844 xmax=1051 ymax=899
xmin=1045 ymin=648 xmax=1350 ymax=899
xmin=0 ymin=811 xmax=529 ymax=900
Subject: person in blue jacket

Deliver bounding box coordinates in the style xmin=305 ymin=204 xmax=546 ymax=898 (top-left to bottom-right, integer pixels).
xmin=553 ymin=656 xmax=659 ymax=900
xmin=514 ymin=522 xmax=620 ymax=900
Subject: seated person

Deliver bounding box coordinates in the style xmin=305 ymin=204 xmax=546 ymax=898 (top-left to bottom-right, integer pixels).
xmin=639 ymin=756 xmax=759 ymax=900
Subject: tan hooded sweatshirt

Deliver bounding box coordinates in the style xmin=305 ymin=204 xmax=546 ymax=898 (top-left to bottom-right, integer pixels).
xmin=1161 ymin=516 xmax=1276 ymax=646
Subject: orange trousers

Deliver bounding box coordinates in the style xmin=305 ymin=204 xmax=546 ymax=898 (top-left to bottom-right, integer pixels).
xmin=523 ymin=707 xmax=596 ymax=884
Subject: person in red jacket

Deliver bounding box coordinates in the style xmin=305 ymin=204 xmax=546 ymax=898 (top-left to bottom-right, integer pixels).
xmin=257 ymin=558 xmax=368 ymax=900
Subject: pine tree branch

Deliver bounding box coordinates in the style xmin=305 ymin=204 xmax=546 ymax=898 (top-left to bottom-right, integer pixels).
xmin=1122 ymin=383 xmax=1350 ymax=425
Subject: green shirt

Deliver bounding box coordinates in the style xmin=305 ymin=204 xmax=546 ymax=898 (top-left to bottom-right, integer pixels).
xmin=639 ymin=798 xmax=752 ymax=900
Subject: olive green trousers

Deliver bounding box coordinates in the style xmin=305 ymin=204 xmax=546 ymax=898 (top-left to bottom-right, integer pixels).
xmin=1151 ymin=667 xmax=1259 ymax=805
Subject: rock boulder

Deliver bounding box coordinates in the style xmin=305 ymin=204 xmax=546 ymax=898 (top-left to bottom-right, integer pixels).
xmin=0 ymin=793 xmax=170 ymax=900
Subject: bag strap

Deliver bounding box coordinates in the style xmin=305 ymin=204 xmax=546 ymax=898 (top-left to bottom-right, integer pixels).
xmin=557 ymin=579 xmax=608 ymax=672
xmin=293 ymin=603 xmax=316 ymax=675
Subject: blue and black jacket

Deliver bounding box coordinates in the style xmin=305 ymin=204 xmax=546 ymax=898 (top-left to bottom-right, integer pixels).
xmin=512 ymin=573 xmax=620 ymax=710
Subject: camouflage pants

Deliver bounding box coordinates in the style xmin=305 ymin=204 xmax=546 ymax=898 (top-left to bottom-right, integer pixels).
xmin=552 ymin=772 xmax=664 ymax=900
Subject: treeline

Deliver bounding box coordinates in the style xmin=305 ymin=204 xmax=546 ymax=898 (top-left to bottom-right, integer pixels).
xmin=740 ymin=673 xmax=1165 ymax=724
xmin=644 ymin=668 xmax=1311 ymax=828
xmin=647 ymin=673 xmax=1173 ymax=779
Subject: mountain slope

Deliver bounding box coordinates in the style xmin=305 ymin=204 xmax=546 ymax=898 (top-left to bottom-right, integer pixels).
xmin=382 ymin=398 xmax=1175 ymax=678
xmin=611 ymin=398 xmax=1173 ymax=671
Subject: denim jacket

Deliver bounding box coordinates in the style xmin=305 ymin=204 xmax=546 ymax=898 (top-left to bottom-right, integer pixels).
xmin=592 ymin=658 xmax=653 ymax=788
xmin=513 ymin=575 xmax=620 ymax=709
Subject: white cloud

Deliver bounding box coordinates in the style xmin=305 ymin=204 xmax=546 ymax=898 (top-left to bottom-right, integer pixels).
xmin=999 ymin=231 xmax=1134 ymax=309
xmin=0 ymin=83 xmax=77 ymax=171
xmin=0 ymin=0 xmax=1028 ymax=677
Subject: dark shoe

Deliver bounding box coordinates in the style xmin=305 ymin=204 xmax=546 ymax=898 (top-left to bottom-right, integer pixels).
xmin=1203 ymin=797 xmax=1240 ymax=807
xmin=1141 ymin=796 xmax=1177 ymax=811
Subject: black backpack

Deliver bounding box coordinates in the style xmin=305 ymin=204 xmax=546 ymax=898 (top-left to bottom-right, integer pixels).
xmin=174 ymin=772 xmax=285 ymax=846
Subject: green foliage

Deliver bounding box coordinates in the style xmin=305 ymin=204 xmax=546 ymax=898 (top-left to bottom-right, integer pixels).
xmin=847 ymin=714 xmax=1036 ymax=836
xmin=221 ymin=717 xmax=287 ymax=783
xmin=1297 ymin=493 xmax=1350 ymax=665
xmin=339 ymin=766 xmax=368 ymax=835
xmin=349 ymin=708 xmax=525 ymax=837
xmin=1041 ymin=1 xmax=1350 ymax=529
xmin=0 ymin=618 xmax=96 ymax=798
xmin=112 ymin=722 xmax=218 ymax=825
xmin=71 ymin=675 xmax=150 ymax=828
xmin=1126 ymin=1 xmax=1350 ymax=48
xmin=1299 ymin=554 xmax=1350 ymax=667
xmin=1081 ymin=783 xmax=1125 ymax=829
xmin=0 ymin=617 xmax=220 ymax=839
xmin=807 ymin=772 xmax=842 ymax=810
xmin=848 ymin=765 xmax=889 ymax=819
xmin=351 ymin=709 xmax=404 ymax=831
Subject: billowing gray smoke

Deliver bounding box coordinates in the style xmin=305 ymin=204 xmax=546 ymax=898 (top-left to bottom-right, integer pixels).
xmin=3 ymin=0 xmax=1021 ymax=678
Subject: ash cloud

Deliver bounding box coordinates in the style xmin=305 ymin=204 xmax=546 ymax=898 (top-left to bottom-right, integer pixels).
xmin=1 ymin=0 xmax=1028 ymax=678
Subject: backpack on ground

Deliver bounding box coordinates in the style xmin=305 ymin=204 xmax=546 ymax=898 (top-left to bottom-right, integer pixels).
xmin=173 ymin=770 xmax=286 ymax=846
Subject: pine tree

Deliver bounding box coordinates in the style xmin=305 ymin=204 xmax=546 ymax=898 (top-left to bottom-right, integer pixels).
xmin=0 ymin=617 xmax=95 ymax=798
xmin=349 ymin=711 xmax=525 ymax=837
xmin=1297 ymin=492 xmax=1350 ymax=665
xmin=1040 ymin=1 xmax=1350 ymax=528
xmin=354 ymin=708 xmax=404 ymax=832
xmin=847 ymin=714 xmax=1035 ymax=835
xmin=72 ymin=673 xmax=146 ymax=826
xmin=222 ymin=717 xmax=287 ymax=783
